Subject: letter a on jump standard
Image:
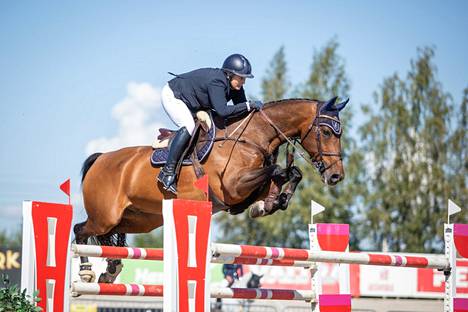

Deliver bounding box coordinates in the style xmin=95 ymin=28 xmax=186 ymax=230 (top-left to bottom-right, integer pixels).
xmin=21 ymin=200 xmax=73 ymax=312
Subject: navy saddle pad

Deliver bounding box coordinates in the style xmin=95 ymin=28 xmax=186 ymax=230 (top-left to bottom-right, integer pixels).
xmin=150 ymin=125 xmax=215 ymax=166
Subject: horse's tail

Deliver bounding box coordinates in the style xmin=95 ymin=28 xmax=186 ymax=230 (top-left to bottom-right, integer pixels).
xmin=81 ymin=152 xmax=103 ymax=184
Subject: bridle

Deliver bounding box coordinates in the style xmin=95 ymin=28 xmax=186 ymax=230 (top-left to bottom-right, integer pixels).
xmin=299 ymin=106 xmax=343 ymax=175
xmin=259 ymin=103 xmax=343 ymax=175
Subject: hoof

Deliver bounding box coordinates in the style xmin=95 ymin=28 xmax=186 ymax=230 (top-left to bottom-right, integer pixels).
xmin=79 ymin=262 xmax=95 ymax=283
xmin=248 ymin=201 xmax=265 ymax=218
xmin=79 ymin=270 xmax=96 ymax=283
xmin=98 ymin=272 xmax=114 ymax=283
xmin=98 ymin=260 xmax=123 ymax=283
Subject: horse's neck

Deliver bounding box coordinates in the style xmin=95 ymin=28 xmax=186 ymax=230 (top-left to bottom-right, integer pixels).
xmin=252 ymin=101 xmax=317 ymax=148
xmin=215 ymin=100 xmax=317 ymax=153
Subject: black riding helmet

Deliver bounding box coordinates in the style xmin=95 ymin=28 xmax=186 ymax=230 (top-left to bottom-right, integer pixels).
xmin=222 ymin=54 xmax=254 ymax=78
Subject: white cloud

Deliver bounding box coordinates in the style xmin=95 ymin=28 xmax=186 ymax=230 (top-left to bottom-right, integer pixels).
xmin=86 ymin=82 xmax=170 ymax=155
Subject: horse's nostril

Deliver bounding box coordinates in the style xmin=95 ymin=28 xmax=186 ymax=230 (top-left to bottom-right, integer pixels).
xmin=330 ymin=174 xmax=342 ymax=184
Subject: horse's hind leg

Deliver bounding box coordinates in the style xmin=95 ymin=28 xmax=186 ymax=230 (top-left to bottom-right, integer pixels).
xmin=97 ymin=232 xmax=126 ymax=283
xmin=74 ymin=221 xmax=96 ymax=283
xmin=74 ymin=214 xmax=127 ymax=283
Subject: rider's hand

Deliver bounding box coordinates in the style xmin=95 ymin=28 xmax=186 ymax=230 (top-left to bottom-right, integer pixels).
xmin=249 ymin=100 xmax=264 ymax=110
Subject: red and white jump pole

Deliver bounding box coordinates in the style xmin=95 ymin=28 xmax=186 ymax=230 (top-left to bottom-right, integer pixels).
xmin=71 ymin=282 xmax=315 ymax=301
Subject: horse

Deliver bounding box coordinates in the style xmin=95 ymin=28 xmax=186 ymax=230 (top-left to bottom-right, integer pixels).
xmin=74 ymin=97 xmax=348 ymax=283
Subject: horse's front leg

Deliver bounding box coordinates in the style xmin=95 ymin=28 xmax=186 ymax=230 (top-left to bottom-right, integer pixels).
xmin=269 ymin=165 xmax=303 ymax=215
xmin=248 ymin=165 xmax=290 ymax=218
xmin=249 ymin=165 xmax=302 ymax=218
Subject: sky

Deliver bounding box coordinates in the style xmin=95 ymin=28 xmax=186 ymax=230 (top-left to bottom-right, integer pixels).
xmin=1 ymin=1 xmax=467 ymax=236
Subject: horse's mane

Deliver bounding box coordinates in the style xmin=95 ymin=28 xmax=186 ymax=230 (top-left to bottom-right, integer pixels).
xmin=263 ymin=98 xmax=321 ymax=108
xmin=221 ymin=98 xmax=322 ymax=129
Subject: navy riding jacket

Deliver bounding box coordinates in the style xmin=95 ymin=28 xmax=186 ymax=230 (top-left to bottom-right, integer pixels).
xmin=168 ymin=68 xmax=249 ymax=119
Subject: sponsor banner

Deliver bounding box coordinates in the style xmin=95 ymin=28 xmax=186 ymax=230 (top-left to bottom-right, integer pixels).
xmin=356 ymin=260 xmax=468 ymax=298
xmin=71 ymin=304 xmax=97 ymax=312
xmin=0 ymin=248 xmax=21 ymax=287
xmin=417 ymin=260 xmax=468 ymax=296
xmin=358 ymin=266 xmax=417 ymax=297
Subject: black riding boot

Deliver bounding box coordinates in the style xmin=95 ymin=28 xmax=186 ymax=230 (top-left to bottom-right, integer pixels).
xmin=157 ymin=127 xmax=191 ymax=194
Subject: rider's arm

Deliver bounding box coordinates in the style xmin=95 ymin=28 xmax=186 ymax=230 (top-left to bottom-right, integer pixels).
xmin=207 ymin=79 xmax=249 ymax=118
xmin=230 ymin=87 xmax=247 ymax=104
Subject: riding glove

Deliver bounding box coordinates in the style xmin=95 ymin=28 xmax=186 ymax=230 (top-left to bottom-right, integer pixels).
xmin=249 ymin=100 xmax=264 ymax=110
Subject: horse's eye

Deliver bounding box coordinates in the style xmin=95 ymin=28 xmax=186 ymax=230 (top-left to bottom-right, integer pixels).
xmin=322 ymin=129 xmax=332 ymax=137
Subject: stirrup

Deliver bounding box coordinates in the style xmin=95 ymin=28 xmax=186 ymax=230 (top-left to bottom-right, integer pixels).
xmin=165 ymin=184 xmax=177 ymax=194
xmin=157 ymin=172 xmax=178 ymax=194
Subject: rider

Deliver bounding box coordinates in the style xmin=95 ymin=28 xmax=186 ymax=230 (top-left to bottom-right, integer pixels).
xmin=158 ymin=53 xmax=264 ymax=194
xmin=222 ymin=263 xmax=244 ymax=287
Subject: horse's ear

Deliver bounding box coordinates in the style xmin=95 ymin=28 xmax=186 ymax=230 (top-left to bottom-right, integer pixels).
xmin=335 ymin=98 xmax=349 ymax=111
xmin=322 ymin=96 xmax=338 ymax=111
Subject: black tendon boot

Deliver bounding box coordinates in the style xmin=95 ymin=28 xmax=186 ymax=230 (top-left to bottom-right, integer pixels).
xmin=157 ymin=127 xmax=191 ymax=194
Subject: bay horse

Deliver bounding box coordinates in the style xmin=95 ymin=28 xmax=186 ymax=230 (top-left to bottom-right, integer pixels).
xmin=74 ymin=97 xmax=348 ymax=283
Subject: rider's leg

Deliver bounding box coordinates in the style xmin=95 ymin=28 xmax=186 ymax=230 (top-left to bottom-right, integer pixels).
xmin=158 ymin=84 xmax=195 ymax=194
xmin=157 ymin=127 xmax=191 ymax=193
xmin=160 ymin=83 xmax=196 ymax=134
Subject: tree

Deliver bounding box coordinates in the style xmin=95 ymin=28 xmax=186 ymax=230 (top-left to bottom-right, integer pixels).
xmin=300 ymin=38 xmax=350 ymax=100
xmin=261 ymin=46 xmax=290 ymax=102
xmin=359 ymin=47 xmax=461 ymax=252
xmin=132 ymin=228 xmax=163 ymax=248
xmin=0 ymin=229 xmax=22 ymax=249
xmin=293 ymin=38 xmax=364 ymax=249
xmin=447 ymin=87 xmax=468 ymax=224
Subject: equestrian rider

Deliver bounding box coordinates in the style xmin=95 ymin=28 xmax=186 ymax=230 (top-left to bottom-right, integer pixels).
xmin=158 ymin=53 xmax=264 ymax=194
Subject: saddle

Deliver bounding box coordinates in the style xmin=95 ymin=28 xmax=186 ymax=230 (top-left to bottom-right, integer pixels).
xmin=150 ymin=111 xmax=216 ymax=167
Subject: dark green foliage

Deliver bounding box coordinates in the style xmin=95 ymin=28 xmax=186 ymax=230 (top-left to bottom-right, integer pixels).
xmin=0 ymin=274 xmax=41 ymax=312
xmin=261 ymin=46 xmax=290 ymax=102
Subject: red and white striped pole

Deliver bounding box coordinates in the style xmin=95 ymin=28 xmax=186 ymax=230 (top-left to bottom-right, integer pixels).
xmin=71 ymin=282 xmax=315 ymax=301
xmin=210 ymin=243 xmax=450 ymax=269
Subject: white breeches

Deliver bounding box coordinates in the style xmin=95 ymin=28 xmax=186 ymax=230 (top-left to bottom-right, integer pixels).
xmin=161 ymin=83 xmax=195 ymax=135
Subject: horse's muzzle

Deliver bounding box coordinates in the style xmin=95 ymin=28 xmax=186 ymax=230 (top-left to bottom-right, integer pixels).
xmin=322 ymin=171 xmax=344 ymax=186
